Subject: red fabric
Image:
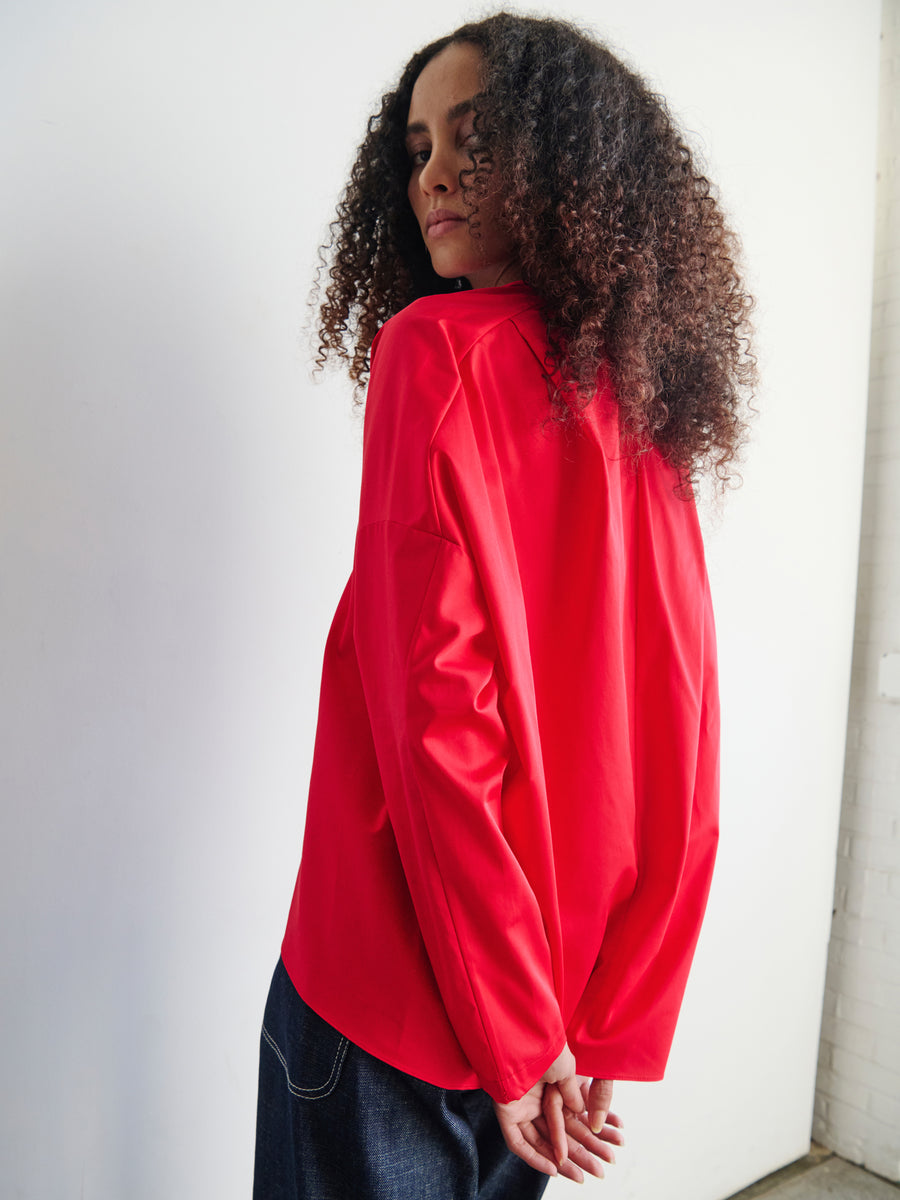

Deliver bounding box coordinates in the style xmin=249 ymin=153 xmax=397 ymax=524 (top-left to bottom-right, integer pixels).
xmin=281 ymin=280 xmax=720 ymax=1103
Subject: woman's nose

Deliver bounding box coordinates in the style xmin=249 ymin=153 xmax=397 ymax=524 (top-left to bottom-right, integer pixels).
xmin=419 ymin=144 xmax=459 ymax=195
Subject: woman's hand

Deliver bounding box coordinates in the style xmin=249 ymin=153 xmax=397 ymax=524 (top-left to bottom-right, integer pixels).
xmin=537 ymin=1102 xmax=624 ymax=1184
xmin=536 ymin=1045 xmax=585 ymax=1167
xmin=491 ymin=1050 xmax=623 ymax=1183
xmin=491 ymin=1078 xmax=562 ymax=1178
xmin=538 ymin=1074 xmax=621 ymax=1182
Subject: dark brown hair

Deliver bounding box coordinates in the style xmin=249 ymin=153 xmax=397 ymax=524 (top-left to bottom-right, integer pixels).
xmin=313 ymin=11 xmax=756 ymax=484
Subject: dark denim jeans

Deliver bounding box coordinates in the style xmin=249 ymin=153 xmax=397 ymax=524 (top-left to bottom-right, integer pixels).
xmin=253 ymin=958 xmax=549 ymax=1200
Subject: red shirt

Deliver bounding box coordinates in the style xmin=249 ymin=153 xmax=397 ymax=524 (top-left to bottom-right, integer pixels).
xmin=281 ymin=280 xmax=719 ymax=1103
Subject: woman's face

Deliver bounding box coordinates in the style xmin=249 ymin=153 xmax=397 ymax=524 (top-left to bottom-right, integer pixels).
xmin=405 ymin=42 xmax=521 ymax=290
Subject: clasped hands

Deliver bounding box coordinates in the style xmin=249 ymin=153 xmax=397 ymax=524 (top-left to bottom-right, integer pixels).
xmin=491 ymin=1044 xmax=623 ymax=1184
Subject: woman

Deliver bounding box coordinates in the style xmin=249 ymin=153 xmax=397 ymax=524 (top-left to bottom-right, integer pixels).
xmin=254 ymin=12 xmax=754 ymax=1198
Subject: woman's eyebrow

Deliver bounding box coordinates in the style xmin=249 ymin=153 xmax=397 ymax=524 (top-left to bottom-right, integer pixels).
xmin=405 ymin=98 xmax=474 ymax=138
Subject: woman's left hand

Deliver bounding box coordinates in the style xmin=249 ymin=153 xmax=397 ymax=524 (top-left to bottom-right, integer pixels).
xmin=491 ymin=1080 xmax=562 ymax=1178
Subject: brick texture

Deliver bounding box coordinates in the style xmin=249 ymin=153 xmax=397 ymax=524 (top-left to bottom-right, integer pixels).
xmin=813 ymin=0 xmax=900 ymax=1182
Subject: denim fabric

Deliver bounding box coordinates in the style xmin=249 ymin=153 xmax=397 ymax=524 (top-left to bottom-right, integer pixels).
xmin=253 ymin=958 xmax=549 ymax=1200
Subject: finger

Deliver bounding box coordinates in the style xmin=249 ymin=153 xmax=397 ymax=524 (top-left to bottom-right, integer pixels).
xmin=574 ymin=1109 xmax=625 ymax=1148
xmin=588 ymin=1077 xmax=614 ymax=1135
xmin=502 ymin=1121 xmax=559 ymax=1178
xmin=557 ymin=1074 xmax=587 ymax=1116
xmin=588 ymin=1111 xmax=625 ymax=1147
xmin=534 ymin=1117 xmax=605 ymax=1181
xmin=541 ymin=1084 xmax=567 ymax=1166
xmin=564 ymin=1142 xmax=605 ymax=1180
xmin=564 ymin=1114 xmax=618 ymax=1164
xmin=557 ymin=1157 xmax=587 ymax=1185
xmin=522 ymin=1119 xmax=562 ymax=1164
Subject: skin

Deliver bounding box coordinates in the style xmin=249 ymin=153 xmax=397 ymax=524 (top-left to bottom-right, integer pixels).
xmin=406 ymin=38 xmax=622 ymax=1184
xmin=405 ymin=41 xmax=522 ymax=289
xmin=493 ymin=1052 xmax=622 ymax=1183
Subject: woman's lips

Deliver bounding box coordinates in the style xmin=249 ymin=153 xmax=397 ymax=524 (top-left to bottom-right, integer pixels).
xmin=427 ymin=217 xmax=466 ymax=238
xmin=425 ymin=210 xmax=467 ymax=239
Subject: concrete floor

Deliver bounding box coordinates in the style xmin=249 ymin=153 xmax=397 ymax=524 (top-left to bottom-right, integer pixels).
xmin=726 ymin=1145 xmax=900 ymax=1199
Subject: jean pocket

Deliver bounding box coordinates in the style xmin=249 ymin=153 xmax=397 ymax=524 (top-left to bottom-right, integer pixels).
xmin=260 ymin=965 xmax=350 ymax=1101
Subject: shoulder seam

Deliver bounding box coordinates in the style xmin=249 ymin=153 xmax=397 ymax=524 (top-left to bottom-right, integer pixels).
xmin=508 ymin=313 xmax=554 ymax=377
xmin=424 ymin=302 xmax=545 ymax=541
xmin=448 ymin=297 xmax=543 ymax=367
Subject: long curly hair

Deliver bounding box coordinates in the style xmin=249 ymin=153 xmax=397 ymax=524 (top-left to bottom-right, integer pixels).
xmin=313 ymin=11 xmax=755 ymax=484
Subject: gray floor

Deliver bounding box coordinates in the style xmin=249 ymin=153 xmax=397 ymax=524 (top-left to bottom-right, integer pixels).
xmin=726 ymin=1145 xmax=900 ymax=1199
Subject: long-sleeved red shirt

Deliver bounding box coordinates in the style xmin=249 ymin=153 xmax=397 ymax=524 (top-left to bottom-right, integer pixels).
xmin=281 ymin=279 xmax=719 ymax=1104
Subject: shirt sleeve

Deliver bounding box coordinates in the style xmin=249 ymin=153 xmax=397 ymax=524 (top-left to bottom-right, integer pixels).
xmin=567 ymin=475 xmax=721 ymax=1080
xmin=349 ymin=314 xmax=566 ymax=1102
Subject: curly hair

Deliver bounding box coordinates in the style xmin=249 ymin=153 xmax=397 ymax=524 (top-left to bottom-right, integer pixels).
xmin=313 ymin=11 xmax=755 ymax=484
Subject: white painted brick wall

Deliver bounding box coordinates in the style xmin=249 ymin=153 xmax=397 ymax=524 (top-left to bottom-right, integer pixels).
xmin=813 ymin=0 xmax=900 ymax=1181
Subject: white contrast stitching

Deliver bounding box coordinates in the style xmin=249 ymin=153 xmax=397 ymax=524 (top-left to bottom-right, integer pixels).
xmin=261 ymin=1021 xmax=349 ymax=1100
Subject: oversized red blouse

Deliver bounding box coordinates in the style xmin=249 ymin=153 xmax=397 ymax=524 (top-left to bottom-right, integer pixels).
xmin=281 ymin=280 xmax=719 ymax=1104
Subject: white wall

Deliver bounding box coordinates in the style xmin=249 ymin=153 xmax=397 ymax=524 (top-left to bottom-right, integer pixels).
xmin=0 ymin=2 xmax=879 ymax=1198
xmin=814 ymin=0 xmax=900 ymax=1182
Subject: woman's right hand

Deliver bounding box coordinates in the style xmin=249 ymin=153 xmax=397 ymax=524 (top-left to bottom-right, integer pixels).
xmin=540 ymin=1072 xmax=622 ymax=1182
xmin=538 ymin=1047 xmax=617 ymax=1164
xmin=539 ymin=1044 xmax=584 ymax=1116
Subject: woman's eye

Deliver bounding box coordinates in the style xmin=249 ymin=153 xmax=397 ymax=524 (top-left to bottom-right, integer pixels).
xmin=409 ymin=148 xmax=430 ymax=167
